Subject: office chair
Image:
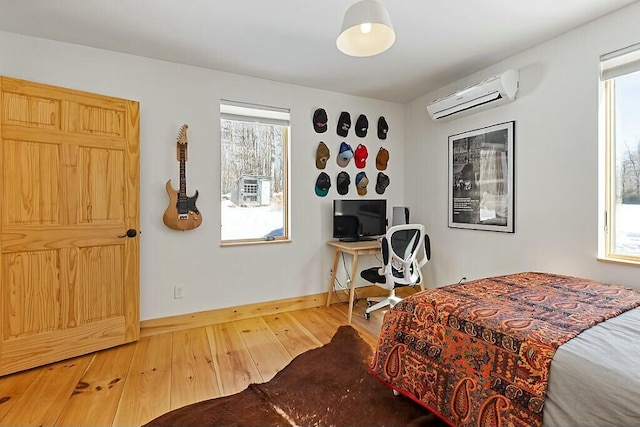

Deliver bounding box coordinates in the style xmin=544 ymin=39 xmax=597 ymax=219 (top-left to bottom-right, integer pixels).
xmin=360 ymin=224 xmax=430 ymax=320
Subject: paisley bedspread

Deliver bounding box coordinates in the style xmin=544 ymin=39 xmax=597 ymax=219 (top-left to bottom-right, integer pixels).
xmin=370 ymin=272 xmax=640 ymax=427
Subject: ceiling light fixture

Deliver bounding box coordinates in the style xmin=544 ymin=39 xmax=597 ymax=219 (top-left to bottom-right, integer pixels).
xmin=336 ymin=0 xmax=396 ymax=57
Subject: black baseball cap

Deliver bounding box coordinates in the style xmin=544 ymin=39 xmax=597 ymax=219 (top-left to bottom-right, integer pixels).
xmin=375 ymin=172 xmax=390 ymax=194
xmin=378 ymin=116 xmax=388 ymax=140
xmin=355 ymin=114 xmax=368 ymax=138
xmin=313 ymin=108 xmax=328 ymax=133
xmin=337 ymin=111 xmax=351 ymax=137
xmin=315 ymin=172 xmax=331 ymax=197
xmin=337 ymin=171 xmax=351 ymax=195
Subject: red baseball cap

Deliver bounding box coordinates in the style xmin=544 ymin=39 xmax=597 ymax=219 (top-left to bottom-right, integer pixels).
xmin=354 ymin=144 xmax=368 ymax=169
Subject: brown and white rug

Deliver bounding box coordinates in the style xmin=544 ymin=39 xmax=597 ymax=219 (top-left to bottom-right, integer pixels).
xmin=144 ymin=325 xmax=442 ymax=426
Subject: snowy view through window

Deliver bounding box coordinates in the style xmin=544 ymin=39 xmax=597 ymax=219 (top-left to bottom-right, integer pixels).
xmin=612 ymin=72 xmax=640 ymax=256
xmin=220 ymin=108 xmax=288 ymax=242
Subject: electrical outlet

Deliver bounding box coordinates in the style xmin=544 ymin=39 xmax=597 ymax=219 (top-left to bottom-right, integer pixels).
xmin=174 ymin=284 xmax=184 ymax=299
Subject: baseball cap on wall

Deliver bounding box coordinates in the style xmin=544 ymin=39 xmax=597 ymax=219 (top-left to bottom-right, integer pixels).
xmin=378 ymin=116 xmax=388 ymax=140
xmin=375 ymin=172 xmax=390 ymax=194
xmin=336 ymin=111 xmax=351 ymax=137
xmin=355 ymin=114 xmax=368 ymax=137
xmin=316 ymin=142 xmax=330 ymax=169
xmin=315 ymin=172 xmax=331 ymax=197
xmin=337 ymin=142 xmax=354 ymax=167
xmin=313 ymin=108 xmax=327 ymax=133
xmin=355 ymin=172 xmax=369 ymax=196
xmin=354 ymin=144 xmax=368 ymax=169
xmin=336 ymin=171 xmax=351 ymax=195
xmin=376 ymin=147 xmax=389 ymax=170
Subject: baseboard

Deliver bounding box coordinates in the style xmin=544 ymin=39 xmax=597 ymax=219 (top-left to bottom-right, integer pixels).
xmin=139 ymin=285 xmax=411 ymax=338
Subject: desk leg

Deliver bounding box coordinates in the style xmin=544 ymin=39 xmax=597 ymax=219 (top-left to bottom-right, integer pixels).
xmin=326 ymin=249 xmax=341 ymax=306
xmin=347 ymin=252 xmax=360 ymax=323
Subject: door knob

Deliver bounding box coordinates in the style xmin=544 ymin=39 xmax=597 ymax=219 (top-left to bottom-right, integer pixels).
xmin=119 ymin=229 xmax=137 ymax=238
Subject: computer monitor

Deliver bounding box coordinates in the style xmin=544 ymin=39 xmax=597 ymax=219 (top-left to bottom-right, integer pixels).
xmin=332 ymin=199 xmax=387 ymax=241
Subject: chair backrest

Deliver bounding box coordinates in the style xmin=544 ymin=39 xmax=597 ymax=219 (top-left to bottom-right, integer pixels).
xmin=378 ymin=224 xmax=430 ymax=290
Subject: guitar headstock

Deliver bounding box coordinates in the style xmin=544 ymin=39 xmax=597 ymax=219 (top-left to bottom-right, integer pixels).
xmin=177 ymin=124 xmax=189 ymax=145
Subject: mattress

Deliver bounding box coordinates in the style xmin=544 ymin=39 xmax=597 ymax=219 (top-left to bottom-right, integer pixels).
xmin=544 ymin=306 xmax=640 ymax=427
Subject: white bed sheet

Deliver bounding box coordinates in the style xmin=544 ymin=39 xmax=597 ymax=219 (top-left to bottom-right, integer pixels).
xmin=544 ymin=306 xmax=640 ymax=427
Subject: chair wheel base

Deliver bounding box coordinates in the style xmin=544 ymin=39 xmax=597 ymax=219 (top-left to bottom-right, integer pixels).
xmin=364 ymin=312 xmax=371 ymax=320
xmin=366 ymin=301 xmax=373 ymax=307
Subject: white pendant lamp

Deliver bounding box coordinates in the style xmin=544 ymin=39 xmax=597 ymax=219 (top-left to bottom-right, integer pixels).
xmin=336 ymin=0 xmax=396 ymax=57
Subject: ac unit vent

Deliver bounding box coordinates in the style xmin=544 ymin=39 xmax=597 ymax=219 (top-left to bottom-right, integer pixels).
xmin=427 ymin=70 xmax=519 ymax=121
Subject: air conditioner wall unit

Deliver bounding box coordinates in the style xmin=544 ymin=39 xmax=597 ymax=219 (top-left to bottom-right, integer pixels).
xmin=427 ymin=69 xmax=519 ymax=121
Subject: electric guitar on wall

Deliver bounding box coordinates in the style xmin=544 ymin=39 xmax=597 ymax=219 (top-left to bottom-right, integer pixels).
xmin=163 ymin=124 xmax=202 ymax=231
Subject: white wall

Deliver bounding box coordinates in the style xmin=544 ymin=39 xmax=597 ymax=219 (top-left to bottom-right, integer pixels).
xmin=405 ymin=2 xmax=640 ymax=289
xmin=0 ymin=31 xmax=406 ymax=321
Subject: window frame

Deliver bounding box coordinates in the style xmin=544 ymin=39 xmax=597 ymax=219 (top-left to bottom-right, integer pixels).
xmin=601 ymin=66 xmax=640 ymax=265
xmin=219 ymin=101 xmax=291 ymax=246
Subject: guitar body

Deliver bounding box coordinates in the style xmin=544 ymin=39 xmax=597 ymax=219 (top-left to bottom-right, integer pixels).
xmin=163 ymin=180 xmax=202 ymax=231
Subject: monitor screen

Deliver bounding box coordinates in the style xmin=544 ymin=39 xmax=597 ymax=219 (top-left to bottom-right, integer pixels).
xmin=333 ymin=199 xmax=387 ymax=241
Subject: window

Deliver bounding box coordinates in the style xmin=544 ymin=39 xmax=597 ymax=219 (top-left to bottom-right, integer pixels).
xmin=601 ymin=44 xmax=640 ymax=262
xmin=220 ymin=101 xmax=290 ymax=244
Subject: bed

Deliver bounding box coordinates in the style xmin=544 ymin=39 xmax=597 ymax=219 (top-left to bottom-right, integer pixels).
xmin=369 ymin=272 xmax=640 ymax=427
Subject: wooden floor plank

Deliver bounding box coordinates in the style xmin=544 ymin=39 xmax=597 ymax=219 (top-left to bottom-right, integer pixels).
xmin=55 ymin=342 xmax=137 ymax=426
xmin=0 ymin=354 xmax=92 ymax=426
xmin=309 ymin=305 xmax=349 ymax=327
xmin=206 ymin=322 xmax=262 ymax=396
xmin=325 ymin=304 xmax=379 ymax=348
xmin=234 ymin=317 xmax=292 ymax=382
xmin=287 ymin=308 xmax=340 ymax=345
xmin=262 ymin=312 xmax=322 ymax=358
xmin=170 ymin=327 xmax=220 ymax=411
xmin=0 ymin=367 xmax=43 ymax=421
xmin=337 ymin=300 xmax=387 ymax=339
xmin=112 ymin=334 xmax=173 ymax=427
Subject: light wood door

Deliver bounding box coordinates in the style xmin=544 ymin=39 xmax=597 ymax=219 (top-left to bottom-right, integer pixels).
xmin=0 ymin=76 xmax=140 ymax=375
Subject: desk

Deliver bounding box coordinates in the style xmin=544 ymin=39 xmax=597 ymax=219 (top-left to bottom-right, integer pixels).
xmin=326 ymin=239 xmax=381 ymax=323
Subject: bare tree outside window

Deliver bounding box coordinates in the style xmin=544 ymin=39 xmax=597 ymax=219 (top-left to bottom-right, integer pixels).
xmin=620 ymin=139 xmax=640 ymax=204
xmin=220 ymin=103 xmax=289 ymax=243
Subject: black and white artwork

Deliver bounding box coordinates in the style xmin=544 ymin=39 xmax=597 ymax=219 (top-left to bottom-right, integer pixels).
xmin=448 ymin=121 xmax=515 ymax=232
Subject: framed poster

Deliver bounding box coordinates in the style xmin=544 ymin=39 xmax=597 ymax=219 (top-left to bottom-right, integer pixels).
xmin=448 ymin=121 xmax=514 ymax=232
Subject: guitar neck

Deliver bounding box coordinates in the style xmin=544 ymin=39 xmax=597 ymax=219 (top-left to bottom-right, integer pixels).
xmin=179 ymin=143 xmax=187 ymax=196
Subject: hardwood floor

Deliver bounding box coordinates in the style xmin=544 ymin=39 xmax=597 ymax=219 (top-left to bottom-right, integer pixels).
xmin=0 ymin=302 xmax=388 ymax=426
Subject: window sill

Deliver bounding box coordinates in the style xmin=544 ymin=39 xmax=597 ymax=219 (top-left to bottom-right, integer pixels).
xmin=597 ymin=256 xmax=640 ymax=267
xmin=221 ymin=238 xmax=291 ymax=247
